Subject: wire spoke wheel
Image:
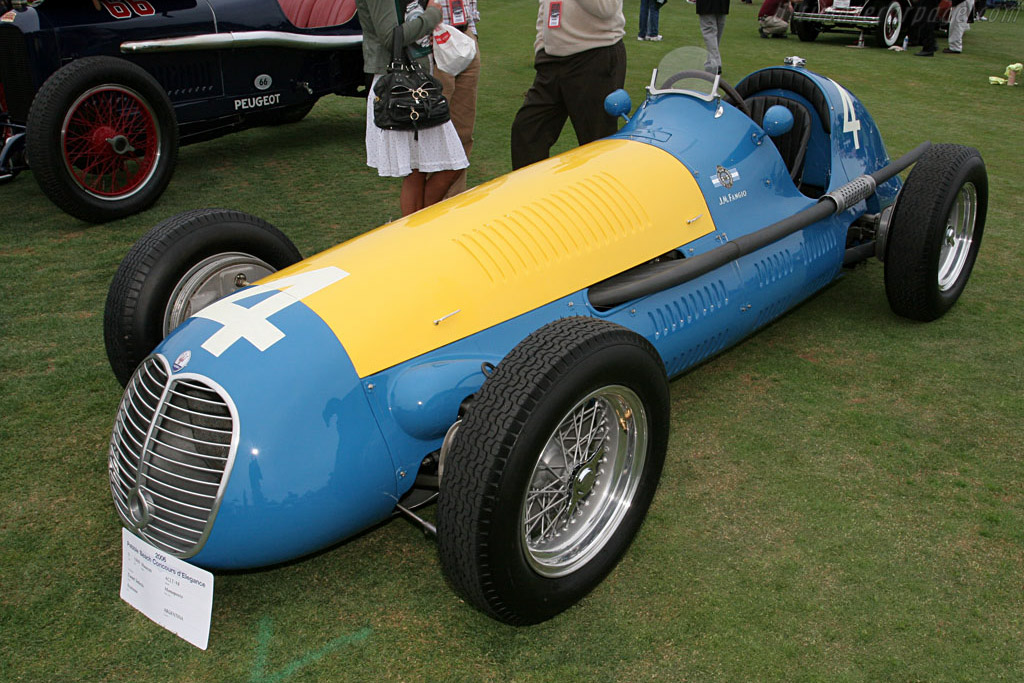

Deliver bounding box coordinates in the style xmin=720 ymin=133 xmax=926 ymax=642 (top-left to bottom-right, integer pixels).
xmin=438 ymin=318 xmax=669 ymax=625
xmin=27 ymin=56 xmax=179 ymax=222
xmin=62 ymin=85 xmax=160 ymax=200
xmin=522 ymin=386 xmax=647 ymax=577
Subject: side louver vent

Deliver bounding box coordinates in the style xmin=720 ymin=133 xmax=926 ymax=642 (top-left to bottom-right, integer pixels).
xmin=109 ymin=355 xmax=237 ymax=558
xmin=451 ymin=172 xmax=648 ymax=283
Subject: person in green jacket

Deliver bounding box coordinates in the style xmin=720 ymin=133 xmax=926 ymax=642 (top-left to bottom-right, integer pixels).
xmin=356 ymin=0 xmax=468 ymax=215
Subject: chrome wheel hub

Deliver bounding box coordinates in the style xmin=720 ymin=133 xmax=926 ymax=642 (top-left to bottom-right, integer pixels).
xmin=937 ymin=182 xmax=978 ymax=291
xmin=521 ymin=386 xmax=648 ymax=578
xmin=163 ymin=253 xmax=276 ymax=334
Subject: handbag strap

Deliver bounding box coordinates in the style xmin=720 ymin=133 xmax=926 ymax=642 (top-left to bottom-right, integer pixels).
xmin=390 ymin=0 xmax=415 ymax=67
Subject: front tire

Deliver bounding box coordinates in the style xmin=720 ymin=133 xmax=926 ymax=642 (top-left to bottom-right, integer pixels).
xmin=884 ymin=144 xmax=987 ymax=321
xmin=437 ymin=317 xmax=670 ymax=625
xmin=795 ymin=1 xmax=821 ymax=41
xmin=104 ymin=209 xmax=302 ymax=386
xmin=26 ymin=56 xmax=178 ymax=223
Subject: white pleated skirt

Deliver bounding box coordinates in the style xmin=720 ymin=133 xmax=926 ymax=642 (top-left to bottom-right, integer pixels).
xmin=365 ymin=74 xmax=469 ymax=178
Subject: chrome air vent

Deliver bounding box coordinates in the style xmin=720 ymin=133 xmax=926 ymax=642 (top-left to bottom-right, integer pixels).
xmin=109 ymin=355 xmax=238 ymax=557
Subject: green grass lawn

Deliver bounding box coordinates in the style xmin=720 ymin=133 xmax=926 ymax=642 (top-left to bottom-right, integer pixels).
xmin=1 ymin=1 xmax=1022 ymax=680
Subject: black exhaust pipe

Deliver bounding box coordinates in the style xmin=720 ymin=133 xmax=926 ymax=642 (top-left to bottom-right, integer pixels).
xmin=588 ymin=142 xmax=931 ymax=309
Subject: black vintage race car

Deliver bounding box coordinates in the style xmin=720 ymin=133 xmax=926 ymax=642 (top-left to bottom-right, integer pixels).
xmin=0 ymin=0 xmax=365 ymax=222
xmin=791 ymin=0 xmax=952 ymax=48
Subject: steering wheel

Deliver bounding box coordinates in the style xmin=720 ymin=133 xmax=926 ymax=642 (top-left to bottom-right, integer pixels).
xmin=660 ymin=70 xmax=751 ymax=118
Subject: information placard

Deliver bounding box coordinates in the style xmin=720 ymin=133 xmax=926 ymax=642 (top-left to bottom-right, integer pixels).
xmin=120 ymin=528 xmax=214 ymax=650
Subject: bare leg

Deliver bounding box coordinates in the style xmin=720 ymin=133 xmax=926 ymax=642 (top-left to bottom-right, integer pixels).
xmin=401 ymin=171 xmax=427 ymax=216
xmin=424 ymin=170 xmax=460 ymax=208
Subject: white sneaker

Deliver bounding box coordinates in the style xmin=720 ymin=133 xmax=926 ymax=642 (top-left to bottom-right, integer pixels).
xmin=638 ymin=35 xmax=647 ymax=41
xmin=649 ymin=34 xmax=663 ymax=41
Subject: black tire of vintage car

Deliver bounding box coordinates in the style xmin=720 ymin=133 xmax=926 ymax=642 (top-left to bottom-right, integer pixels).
xmin=875 ymin=0 xmax=905 ymax=48
xmin=795 ymin=0 xmax=821 ymax=41
xmin=104 ymin=209 xmax=302 ymax=386
xmin=26 ymin=57 xmax=179 ymax=223
xmin=437 ymin=317 xmax=670 ymax=625
xmin=883 ymin=144 xmax=987 ymax=322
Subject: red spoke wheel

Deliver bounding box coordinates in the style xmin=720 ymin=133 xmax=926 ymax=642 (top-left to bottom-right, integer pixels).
xmin=27 ymin=57 xmax=178 ymax=223
xmin=62 ymin=85 xmax=161 ymax=199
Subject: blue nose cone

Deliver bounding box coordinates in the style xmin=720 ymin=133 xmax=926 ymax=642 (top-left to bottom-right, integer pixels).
xmin=149 ymin=296 xmax=398 ymax=569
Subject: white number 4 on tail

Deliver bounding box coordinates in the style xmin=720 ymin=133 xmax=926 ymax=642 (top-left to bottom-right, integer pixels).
xmin=830 ymin=79 xmax=862 ymax=150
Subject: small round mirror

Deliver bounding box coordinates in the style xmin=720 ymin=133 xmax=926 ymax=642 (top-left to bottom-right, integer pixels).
xmin=604 ymin=89 xmax=632 ymax=121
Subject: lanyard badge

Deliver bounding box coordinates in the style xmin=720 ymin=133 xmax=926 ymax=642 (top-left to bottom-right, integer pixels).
xmin=450 ymin=0 xmax=468 ymax=26
xmin=548 ymin=1 xmax=562 ymax=28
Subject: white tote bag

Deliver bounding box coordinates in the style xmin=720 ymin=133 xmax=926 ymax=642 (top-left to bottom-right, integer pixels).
xmin=432 ymin=23 xmax=476 ymax=76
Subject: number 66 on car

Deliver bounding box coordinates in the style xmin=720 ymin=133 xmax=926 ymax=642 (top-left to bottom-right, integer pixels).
xmin=103 ymin=49 xmax=987 ymax=625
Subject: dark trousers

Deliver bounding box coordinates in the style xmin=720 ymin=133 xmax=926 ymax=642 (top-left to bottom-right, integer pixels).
xmin=510 ymin=40 xmax=627 ymax=170
xmin=910 ymin=0 xmax=940 ymax=51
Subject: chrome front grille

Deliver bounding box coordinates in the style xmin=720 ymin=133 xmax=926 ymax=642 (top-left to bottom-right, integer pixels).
xmin=109 ymin=355 xmax=237 ymax=557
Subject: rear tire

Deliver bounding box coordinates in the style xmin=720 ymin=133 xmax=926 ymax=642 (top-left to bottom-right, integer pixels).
xmin=104 ymin=209 xmax=301 ymax=386
xmin=437 ymin=318 xmax=670 ymax=625
xmin=884 ymin=144 xmax=987 ymax=321
xmin=26 ymin=57 xmax=178 ymax=223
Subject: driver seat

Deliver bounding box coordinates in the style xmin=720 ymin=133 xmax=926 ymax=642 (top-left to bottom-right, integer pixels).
xmin=745 ymin=95 xmax=812 ymax=185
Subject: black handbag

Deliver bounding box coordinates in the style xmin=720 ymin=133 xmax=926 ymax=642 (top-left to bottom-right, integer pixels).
xmin=373 ymin=31 xmax=450 ymax=138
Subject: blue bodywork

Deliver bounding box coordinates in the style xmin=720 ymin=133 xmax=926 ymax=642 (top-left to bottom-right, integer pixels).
xmin=130 ymin=63 xmax=903 ymax=569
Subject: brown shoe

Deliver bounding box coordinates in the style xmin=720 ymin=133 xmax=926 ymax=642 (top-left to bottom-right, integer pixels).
xmin=942 ymin=48 xmax=961 ymax=53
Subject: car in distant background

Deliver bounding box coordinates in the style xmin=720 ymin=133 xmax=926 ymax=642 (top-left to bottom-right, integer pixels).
xmin=0 ymin=0 xmax=365 ymax=222
xmin=791 ymin=0 xmax=951 ymax=48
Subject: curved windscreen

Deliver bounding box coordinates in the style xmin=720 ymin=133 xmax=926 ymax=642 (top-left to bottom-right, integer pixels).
xmin=646 ymin=46 xmax=721 ymax=101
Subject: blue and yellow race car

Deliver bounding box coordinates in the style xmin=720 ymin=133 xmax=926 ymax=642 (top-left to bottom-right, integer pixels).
xmin=103 ymin=49 xmax=987 ymax=625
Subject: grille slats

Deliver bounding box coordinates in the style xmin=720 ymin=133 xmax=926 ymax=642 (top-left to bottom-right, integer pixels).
xmin=143 ymin=462 xmax=219 ymax=500
xmin=146 ymin=448 xmax=229 ymax=475
xmin=110 ymin=457 xmax=137 ymax=490
xmin=117 ymin=410 xmax=152 ymax=449
xmin=147 ymin=511 xmax=207 ymax=537
xmin=129 ymin=391 xmax=160 ymax=419
xmin=156 ymin=409 xmax=232 ymax=436
xmin=139 ymin=454 xmax=224 ymax=490
xmin=151 ymin=423 xmax=232 ymax=450
xmin=109 ymin=355 xmax=237 ymax=558
xmin=147 ymin=498 xmax=210 ymax=525
xmin=142 ymin=484 xmax=215 ymax=515
xmin=147 ymin=436 xmax=230 ymax=463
